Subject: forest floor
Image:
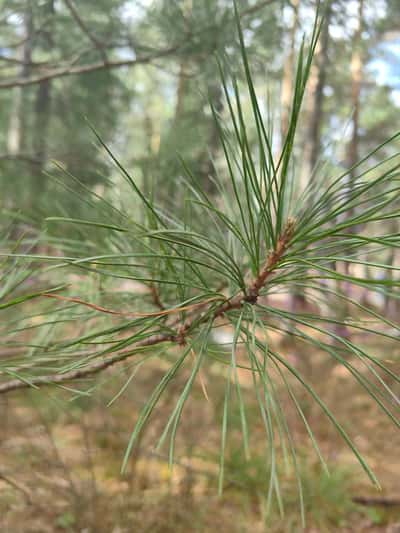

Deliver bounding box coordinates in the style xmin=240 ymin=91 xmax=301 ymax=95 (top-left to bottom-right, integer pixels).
xmin=0 ymin=329 xmax=399 ymax=532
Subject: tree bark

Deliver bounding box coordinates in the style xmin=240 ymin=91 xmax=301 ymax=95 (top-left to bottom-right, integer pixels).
xmin=347 ymin=0 xmax=364 ymax=177
xmin=334 ymin=0 xmax=365 ymax=338
xmin=7 ymin=4 xmax=34 ymax=155
xmin=31 ymin=78 xmax=52 ymax=191
xmin=280 ymin=0 xmax=299 ymax=143
xmin=344 ymin=0 xmax=364 ymax=269
xmin=307 ymin=0 xmax=333 ymax=175
xmin=30 ymin=0 xmax=55 ymax=191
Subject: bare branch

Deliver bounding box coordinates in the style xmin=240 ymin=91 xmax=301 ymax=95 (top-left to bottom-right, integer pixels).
xmin=0 ymin=471 xmax=33 ymax=505
xmin=0 ymin=45 xmax=181 ymax=89
xmin=0 ymin=54 xmax=49 ymax=67
xmin=352 ymin=496 xmax=400 ymax=507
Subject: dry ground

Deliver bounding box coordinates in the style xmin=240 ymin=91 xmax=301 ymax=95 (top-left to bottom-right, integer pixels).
xmin=0 ymin=330 xmax=399 ymax=532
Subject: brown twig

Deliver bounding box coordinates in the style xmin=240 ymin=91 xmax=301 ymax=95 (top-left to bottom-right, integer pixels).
xmin=41 ymin=293 xmax=221 ymax=318
xmin=352 ymin=496 xmax=400 ymax=507
xmin=0 ymin=220 xmax=295 ymax=394
xmin=0 ymin=471 xmax=33 ymax=505
xmin=150 ymin=283 xmax=165 ymax=311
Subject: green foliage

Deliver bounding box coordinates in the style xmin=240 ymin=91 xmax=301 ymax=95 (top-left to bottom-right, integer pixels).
xmin=222 ymin=449 xmax=361 ymax=532
xmin=0 ymin=0 xmax=129 ymax=208
xmin=1 ymin=3 xmax=400 ymax=523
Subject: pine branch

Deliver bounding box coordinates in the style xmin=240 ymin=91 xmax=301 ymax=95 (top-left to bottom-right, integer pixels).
xmin=0 ymin=219 xmax=295 ymax=394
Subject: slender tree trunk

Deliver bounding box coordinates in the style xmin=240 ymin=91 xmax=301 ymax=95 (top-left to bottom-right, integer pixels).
xmin=31 ymin=0 xmax=55 ymax=195
xmin=344 ymin=0 xmax=364 ymax=275
xmin=142 ymin=112 xmax=154 ymax=198
xmin=31 ymin=79 xmax=52 ymax=193
xmin=334 ymin=0 xmax=365 ymax=340
xmin=303 ymin=1 xmax=335 ymax=314
xmin=384 ymin=220 xmax=397 ymax=317
xmin=200 ymin=82 xmax=222 ymax=195
xmin=173 ymin=0 xmax=191 ymax=123
xmin=174 ymin=61 xmax=188 ymax=121
xmin=7 ymin=4 xmax=34 ymax=155
xmin=174 ymin=60 xmax=221 ymax=195
xmin=280 ymin=1 xmax=306 ymax=322
xmin=347 ymin=0 xmax=364 ymax=178
xmin=280 ymin=0 xmax=299 ymax=143
xmin=307 ymin=0 xmax=333 ymax=175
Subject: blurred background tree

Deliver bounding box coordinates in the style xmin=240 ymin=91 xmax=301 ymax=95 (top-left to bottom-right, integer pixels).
xmin=1 ymin=0 xmax=399 ymax=212
xmin=1 ymin=1 xmax=400 ymax=531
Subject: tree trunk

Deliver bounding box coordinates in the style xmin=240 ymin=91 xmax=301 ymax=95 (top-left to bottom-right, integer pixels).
xmin=200 ymin=82 xmax=222 ymax=196
xmin=280 ymin=0 xmax=307 ymax=322
xmin=307 ymin=0 xmax=333 ymax=175
xmin=31 ymin=0 xmax=55 ymax=194
xmin=31 ymin=79 xmax=52 ymax=192
xmin=280 ymin=0 xmax=299 ymax=143
xmin=174 ymin=61 xmax=188 ymax=122
xmin=7 ymin=4 xmax=34 ymax=155
xmin=334 ymin=0 xmax=365 ymax=340
xmin=347 ymin=0 xmax=364 ymax=178
xmin=344 ymin=0 xmax=364 ymax=273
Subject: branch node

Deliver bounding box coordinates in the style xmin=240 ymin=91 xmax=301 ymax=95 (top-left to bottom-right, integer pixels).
xmin=175 ymin=324 xmax=187 ymax=346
